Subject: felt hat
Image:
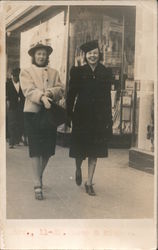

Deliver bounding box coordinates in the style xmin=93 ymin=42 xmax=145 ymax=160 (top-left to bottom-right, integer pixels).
xmin=28 ymin=42 xmax=53 ymax=56
xmin=28 ymin=32 xmax=53 ymax=56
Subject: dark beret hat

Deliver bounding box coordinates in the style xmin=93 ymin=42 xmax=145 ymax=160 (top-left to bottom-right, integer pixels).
xmin=80 ymin=40 xmax=99 ymax=53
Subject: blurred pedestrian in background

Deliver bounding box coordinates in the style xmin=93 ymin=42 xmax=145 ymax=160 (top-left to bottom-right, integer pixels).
xmin=6 ymin=68 xmax=26 ymax=148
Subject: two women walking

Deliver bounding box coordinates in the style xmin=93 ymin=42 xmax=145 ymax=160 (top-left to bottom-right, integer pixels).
xmin=20 ymin=39 xmax=112 ymax=200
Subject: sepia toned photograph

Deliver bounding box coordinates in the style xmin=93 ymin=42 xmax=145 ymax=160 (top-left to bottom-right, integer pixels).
xmin=5 ymin=3 xmax=155 ymax=220
xmin=0 ymin=0 xmax=157 ymax=249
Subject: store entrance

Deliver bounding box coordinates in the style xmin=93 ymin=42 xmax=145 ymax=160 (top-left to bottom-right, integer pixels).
xmin=68 ymin=6 xmax=136 ymax=148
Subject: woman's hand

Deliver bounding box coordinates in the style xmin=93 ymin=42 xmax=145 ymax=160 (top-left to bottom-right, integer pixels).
xmin=45 ymin=90 xmax=52 ymax=98
xmin=46 ymin=88 xmax=64 ymax=103
xmin=41 ymin=95 xmax=52 ymax=109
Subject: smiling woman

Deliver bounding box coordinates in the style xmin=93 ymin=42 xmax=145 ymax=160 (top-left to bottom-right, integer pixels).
xmin=28 ymin=41 xmax=53 ymax=67
xmin=20 ymin=39 xmax=64 ymax=200
xmin=66 ymin=40 xmax=113 ymax=196
xmin=81 ymin=40 xmax=102 ymax=66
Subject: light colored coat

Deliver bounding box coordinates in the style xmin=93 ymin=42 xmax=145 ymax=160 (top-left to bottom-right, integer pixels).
xmin=20 ymin=65 xmax=64 ymax=113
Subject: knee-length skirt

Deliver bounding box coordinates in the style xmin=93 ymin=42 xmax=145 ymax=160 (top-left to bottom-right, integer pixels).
xmin=69 ymin=127 xmax=108 ymax=159
xmin=24 ymin=112 xmax=57 ymax=158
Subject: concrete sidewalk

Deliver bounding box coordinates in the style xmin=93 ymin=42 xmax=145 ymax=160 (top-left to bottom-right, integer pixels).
xmin=6 ymin=144 xmax=154 ymax=219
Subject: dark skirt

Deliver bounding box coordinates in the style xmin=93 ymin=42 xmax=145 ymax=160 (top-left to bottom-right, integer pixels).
xmin=24 ymin=112 xmax=57 ymax=158
xmin=69 ymin=128 xmax=108 ymax=159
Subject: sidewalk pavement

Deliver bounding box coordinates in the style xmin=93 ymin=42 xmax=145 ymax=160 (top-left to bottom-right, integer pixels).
xmin=6 ymin=144 xmax=154 ymax=219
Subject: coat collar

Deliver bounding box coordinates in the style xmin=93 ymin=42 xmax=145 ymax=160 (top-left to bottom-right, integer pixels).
xmin=83 ymin=62 xmax=102 ymax=75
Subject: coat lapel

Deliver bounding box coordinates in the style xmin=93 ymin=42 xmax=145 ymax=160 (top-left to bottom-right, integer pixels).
xmin=11 ymin=81 xmax=19 ymax=96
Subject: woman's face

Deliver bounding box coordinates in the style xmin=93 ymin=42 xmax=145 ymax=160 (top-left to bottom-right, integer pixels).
xmin=34 ymin=49 xmax=48 ymax=66
xmin=86 ymin=48 xmax=99 ymax=65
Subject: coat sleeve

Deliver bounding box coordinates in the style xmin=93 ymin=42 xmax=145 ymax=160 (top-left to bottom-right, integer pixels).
xmin=46 ymin=70 xmax=65 ymax=102
xmin=20 ymin=69 xmax=44 ymax=105
xmin=66 ymin=66 xmax=79 ymax=119
xmin=106 ymin=68 xmax=113 ymax=127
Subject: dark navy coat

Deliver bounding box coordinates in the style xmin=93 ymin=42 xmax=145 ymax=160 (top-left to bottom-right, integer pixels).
xmin=66 ymin=63 xmax=113 ymax=159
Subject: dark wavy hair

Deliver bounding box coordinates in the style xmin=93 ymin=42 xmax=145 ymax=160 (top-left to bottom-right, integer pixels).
xmin=31 ymin=48 xmax=49 ymax=67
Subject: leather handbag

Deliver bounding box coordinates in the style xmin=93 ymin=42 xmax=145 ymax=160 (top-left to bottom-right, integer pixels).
xmin=39 ymin=102 xmax=66 ymax=129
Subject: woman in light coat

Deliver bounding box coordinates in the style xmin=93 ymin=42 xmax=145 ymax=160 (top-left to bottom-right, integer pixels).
xmin=20 ymin=42 xmax=64 ymax=200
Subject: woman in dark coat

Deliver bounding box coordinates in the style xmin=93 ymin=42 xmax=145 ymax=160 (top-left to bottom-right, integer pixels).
xmin=66 ymin=40 xmax=113 ymax=196
xmin=20 ymin=40 xmax=64 ymax=200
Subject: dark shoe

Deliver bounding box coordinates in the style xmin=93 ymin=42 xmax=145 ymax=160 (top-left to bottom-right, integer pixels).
xmin=85 ymin=182 xmax=96 ymax=196
xmin=75 ymin=168 xmax=82 ymax=186
xmin=9 ymin=145 xmax=14 ymax=149
xmin=34 ymin=186 xmax=43 ymax=200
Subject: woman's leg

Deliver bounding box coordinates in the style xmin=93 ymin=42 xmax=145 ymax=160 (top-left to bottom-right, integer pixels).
xmin=76 ymin=158 xmax=83 ymax=169
xmin=40 ymin=155 xmax=50 ymax=186
xmin=31 ymin=156 xmax=42 ymax=187
xmin=31 ymin=156 xmax=44 ymax=200
xmin=84 ymin=157 xmax=97 ymax=196
xmin=87 ymin=157 xmax=97 ymax=185
xmin=75 ymin=157 xmax=83 ymax=185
